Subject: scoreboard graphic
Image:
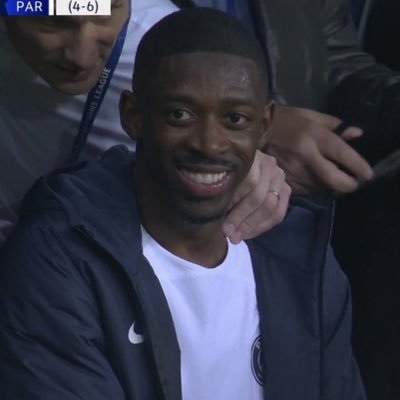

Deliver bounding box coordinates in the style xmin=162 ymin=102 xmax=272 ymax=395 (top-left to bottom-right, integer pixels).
xmin=1 ymin=0 xmax=111 ymax=15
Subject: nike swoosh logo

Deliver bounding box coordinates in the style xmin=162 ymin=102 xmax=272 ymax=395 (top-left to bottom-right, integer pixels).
xmin=128 ymin=321 xmax=145 ymax=344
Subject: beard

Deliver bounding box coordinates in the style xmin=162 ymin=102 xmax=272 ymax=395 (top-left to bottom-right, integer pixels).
xmin=169 ymin=193 xmax=229 ymax=225
xmin=175 ymin=205 xmax=227 ymax=225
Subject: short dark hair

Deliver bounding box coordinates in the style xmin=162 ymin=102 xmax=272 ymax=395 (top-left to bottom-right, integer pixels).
xmin=133 ymin=7 xmax=269 ymax=97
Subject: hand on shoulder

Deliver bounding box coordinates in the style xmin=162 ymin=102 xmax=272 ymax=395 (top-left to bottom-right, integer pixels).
xmin=223 ymin=150 xmax=291 ymax=243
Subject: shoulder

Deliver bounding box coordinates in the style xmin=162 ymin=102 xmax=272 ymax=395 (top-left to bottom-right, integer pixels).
xmin=250 ymin=196 xmax=334 ymax=271
xmin=0 ymin=145 xmax=140 ymax=275
xmin=19 ymin=145 xmax=135 ymax=220
xmin=0 ymin=146 xmax=136 ymax=267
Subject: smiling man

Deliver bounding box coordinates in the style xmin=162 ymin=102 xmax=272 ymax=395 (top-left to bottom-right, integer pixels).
xmin=0 ymin=8 xmax=365 ymax=400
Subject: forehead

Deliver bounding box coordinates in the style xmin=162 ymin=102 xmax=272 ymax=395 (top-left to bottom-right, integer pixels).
xmin=155 ymin=52 xmax=265 ymax=101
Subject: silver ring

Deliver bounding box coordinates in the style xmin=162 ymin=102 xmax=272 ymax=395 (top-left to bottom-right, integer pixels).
xmin=268 ymin=189 xmax=280 ymax=201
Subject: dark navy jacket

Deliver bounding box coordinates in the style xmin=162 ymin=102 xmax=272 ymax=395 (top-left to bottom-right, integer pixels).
xmin=0 ymin=146 xmax=366 ymax=400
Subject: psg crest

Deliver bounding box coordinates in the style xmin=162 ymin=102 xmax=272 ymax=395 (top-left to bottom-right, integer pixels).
xmin=251 ymin=335 xmax=264 ymax=386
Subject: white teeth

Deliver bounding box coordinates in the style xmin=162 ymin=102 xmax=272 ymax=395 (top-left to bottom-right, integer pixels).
xmin=181 ymin=170 xmax=226 ymax=184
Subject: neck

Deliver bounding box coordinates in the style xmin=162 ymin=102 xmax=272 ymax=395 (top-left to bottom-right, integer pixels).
xmin=134 ymin=165 xmax=228 ymax=268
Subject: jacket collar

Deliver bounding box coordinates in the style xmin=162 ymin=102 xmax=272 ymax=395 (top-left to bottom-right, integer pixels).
xmin=77 ymin=148 xmax=182 ymax=400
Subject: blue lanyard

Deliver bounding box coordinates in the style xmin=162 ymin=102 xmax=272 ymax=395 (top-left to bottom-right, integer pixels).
xmin=69 ymin=5 xmax=131 ymax=162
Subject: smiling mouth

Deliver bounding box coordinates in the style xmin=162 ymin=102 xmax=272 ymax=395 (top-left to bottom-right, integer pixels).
xmin=181 ymin=170 xmax=227 ymax=185
xmin=177 ymin=166 xmax=232 ymax=198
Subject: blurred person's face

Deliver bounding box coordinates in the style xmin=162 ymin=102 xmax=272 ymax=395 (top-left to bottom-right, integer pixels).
xmin=4 ymin=0 xmax=129 ymax=95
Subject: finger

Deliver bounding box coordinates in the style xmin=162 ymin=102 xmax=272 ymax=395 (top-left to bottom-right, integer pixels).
xmin=275 ymin=182 xmax=291 ymax=224
xmin=230 ymin=150 xmax=265 ymax=206
xmin=264 ymin=166 xmax=286 ymax=209
xmin=228 ymin=182 xmax=291 ymax=243
xmin=230 ymin=169 xmax=259 ymax=207
xmin=225 ymin=163 xmax=284 ymax=233
xmin=264 ymin=182 xmax=291 ymax=232
xmin=340 ymin=126 xmax=363 ymax=141
xmin=227 ymin=152 xmax=277 ymax=221
xmin=224 ymin=166 xmax=286 ymax=242
xmin=303 ymin=110 xmax=342 ymax=130
xmin=320 ymin=134 xmax=373 ymax=182
xmin=310 ymin=153 xmax=363 ymax=193
xmin=223 ymin=183 xmax=271 ymax=239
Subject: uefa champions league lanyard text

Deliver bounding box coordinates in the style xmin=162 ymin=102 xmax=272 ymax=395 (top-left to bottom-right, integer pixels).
xmin=69 ymin=1 xmax=131 ymax=162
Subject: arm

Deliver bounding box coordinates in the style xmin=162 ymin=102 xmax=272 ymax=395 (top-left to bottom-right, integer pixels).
xmin=0 ymin=224 xmax=125 ymax=400
xmin=321 ymin=246 xmax=366 ymax=400
xmin=248 ymin=0 xmax=374 ymax=196
xmin=324 ymin=0 xmax=400 ymax=164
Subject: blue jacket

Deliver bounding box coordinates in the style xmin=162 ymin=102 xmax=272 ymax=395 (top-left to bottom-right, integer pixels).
xmin=0 ymin=146 xmax=365 ymax=400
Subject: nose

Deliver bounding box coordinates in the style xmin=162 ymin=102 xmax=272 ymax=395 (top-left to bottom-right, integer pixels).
xmin=63 ymin=27 xmax=110 ymax=70
xmin=188 ymin=116 xmax=230 ymax=157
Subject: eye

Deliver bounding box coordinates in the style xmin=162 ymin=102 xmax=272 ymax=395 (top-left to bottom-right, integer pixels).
xmin=226 ymin=112 xmax=250 ymax=125
xmin=169 ymin=109 xmax=192 ymax=121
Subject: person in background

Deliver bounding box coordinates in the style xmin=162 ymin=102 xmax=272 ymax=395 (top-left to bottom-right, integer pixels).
xmin=0 ymin=9 xmax=366 ymax=399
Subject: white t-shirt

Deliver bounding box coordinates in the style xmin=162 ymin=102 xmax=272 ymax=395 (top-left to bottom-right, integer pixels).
xmin=0 ymin=0 xmax=178 ymax=244
xmin=142 ymin=227 xmax=264 ymax=400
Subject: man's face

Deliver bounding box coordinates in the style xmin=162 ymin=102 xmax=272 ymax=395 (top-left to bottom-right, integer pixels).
xmin=124 ymin=52 xmax=271 ymax=225
xmin=4 ymin=0 xmax=128 ymax=94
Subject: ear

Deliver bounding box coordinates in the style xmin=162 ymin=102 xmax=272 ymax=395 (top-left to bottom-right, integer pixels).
xmin=119 ymin=90 xmax=142 ymax=141
xmin=258 ymin=101 xmax=275 ymax=150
